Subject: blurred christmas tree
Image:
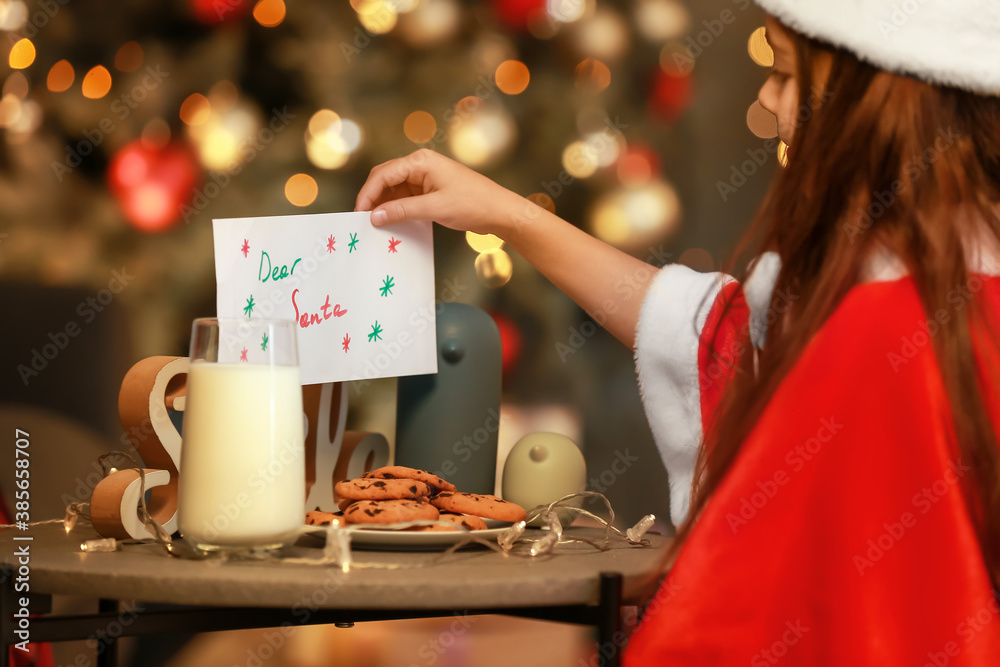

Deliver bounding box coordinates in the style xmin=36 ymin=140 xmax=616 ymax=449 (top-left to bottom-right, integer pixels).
xmin=1 ymin=0 xmax=779 ymax=524
xmin=0 ymin=0 xmax=723 ymax=354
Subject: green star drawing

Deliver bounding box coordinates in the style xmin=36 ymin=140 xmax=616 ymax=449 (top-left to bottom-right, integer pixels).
xmin=260 ymin=332 xmax=269 ymax=351
xmin=348 ymin=232 xmax=359 ymax=253
xmin=243 ymin=295 xmax=255 ymax=318
xmin=368 ymin=320 xmax=383 ymax=342
xmin=379 ymin=275 xmax=394 ymax=297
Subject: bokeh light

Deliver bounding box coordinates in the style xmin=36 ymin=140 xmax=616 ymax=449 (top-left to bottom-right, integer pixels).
xmin=466 ymin=231 xmax=504 ymax=252
xmin=495 ymin=60 xmax=530 ymax=95
xmin=591 ymin=180 xmax=682 ymax=249
xmin=356 ymin=0 xmax=398 ymax=34
xmin=476 ymin=248 xmax=513 ymax=288
xmin=305 ymin=137 xmax=349 ymax=169
xmin=492 ymin=0 xmax=545 ymax=31
xmin=649 ymin=69 xmax=692 ymax=121
xmin=616 ymin=145 xmax=660 ymax=185
xmin=180 ymin=93 xmax=211 ymax=126
xmin=404 ymin=110 xmax=437 ymax=143
xmin=309 ymin=109 xmax=341 ymax=137
xmin=209 ymin=80 xmax=239 ymax=112
xmin=748 ymin=26 xmax=774 ymax=67
xmin=338 ymin=119 xmax=363 ymax=152
xmin=187 ymin=102 xmax=260 ymax=171
xmin=490 ymin=310 xmax=524 ymax=374
xmin=114 ymin=42 xmax=144 ymax=72
xmin=8 ymin=38 xmax=35 ymax=69
xmin=0 ymin=1 xmax=28 ymax=31
xmin=0 ymin=95 xmax=22 ymax=129
xmin=546 ymin=0 xmax=588 ymax=24
xmin=306 ymin=117 xmax=349 ymax=169
xmin=2 ymin=97 xmax=40 ymax=138
xmin=746 ymin=100 xmax=778 ymax=139
xmin=46 ymin=60 xmax=75 ymax=92
xmin=107 ymin=141 xmax=200 ymax=233
xmin=634 ymin=0 xmax=690 ymax=42
xmin=253 ymin=0 xmax=286 ymax=27
xmin=190 ymin=0 xmax=250 ymax=24
xmin=573 ymin=6 xmax=629 ymax=62
xmin=470 ymin=33 xmax=516 ymax=75
xmin=399 ymin=0 xmax=461 ymax=45
xmin=389 ymin=0 xmax=420 ymax=12
xmin=306 ymin=109 xmax=362 ymax=170
xmin=285 ymin=173 xmax=318 ymax=207
xmin=575 ymin=58 xmax=611 ymax=92
xmin=81 ymin=66 xmax=112 ymax=99
xmin=562 ymin=140 xmax=598 ymax=179
xmin=3 ymin=71 xmax=29 ymax=98
xmin=584 ymin=129 xmax=622 ymax=167
xmin=448 ymin=102 xmax=516 ymax=168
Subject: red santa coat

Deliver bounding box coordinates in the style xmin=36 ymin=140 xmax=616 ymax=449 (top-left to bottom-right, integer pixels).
xmin=626 ymin=258 xmax=1000 ymax=665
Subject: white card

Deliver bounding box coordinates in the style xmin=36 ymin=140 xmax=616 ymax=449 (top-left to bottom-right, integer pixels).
xmin=212 ymin=211 xmax=438 ymax=385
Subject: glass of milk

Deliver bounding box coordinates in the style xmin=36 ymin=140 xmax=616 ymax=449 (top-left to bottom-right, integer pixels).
xmin=178 ymin=317 xmax=305 ymax=551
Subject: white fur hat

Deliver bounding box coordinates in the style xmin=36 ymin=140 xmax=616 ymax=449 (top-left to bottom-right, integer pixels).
xmin=755 ymin=0 xmax=1000 ymax=96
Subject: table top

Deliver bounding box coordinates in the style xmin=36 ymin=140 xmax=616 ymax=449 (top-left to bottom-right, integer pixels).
xmin=2 ymin=524 xmax=671 ymax=610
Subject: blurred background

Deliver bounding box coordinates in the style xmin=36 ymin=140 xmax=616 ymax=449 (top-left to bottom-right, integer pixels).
xmin=1 ymin=0 xmax=781 ymax=664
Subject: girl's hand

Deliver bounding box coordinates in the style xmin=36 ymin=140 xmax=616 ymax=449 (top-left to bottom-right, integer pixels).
xmin=354 ymin=149 xmax=522 ymax=237
xmin=356 ymin=150 xmax=657 ymax=349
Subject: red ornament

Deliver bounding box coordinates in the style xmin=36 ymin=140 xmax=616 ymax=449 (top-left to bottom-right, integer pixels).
xmin=189 ymin=0 xmax=249 ymax=25
xmin=108 ymin=140 xmax=200 ymax=233
xmin=648 ymin=69 xmax=693 ymax=122
xmin=492 ymin=0 xmax=546 ymax=31
xmin=490 ymin=311 xmax=524 ymax=375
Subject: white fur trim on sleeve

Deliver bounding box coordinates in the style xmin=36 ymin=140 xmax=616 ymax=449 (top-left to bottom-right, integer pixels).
xmin=635 ymin=264 xmax=734 ymax=527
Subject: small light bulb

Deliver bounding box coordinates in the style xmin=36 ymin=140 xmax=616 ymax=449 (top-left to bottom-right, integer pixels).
xmin=81 ymin=538 xmax=118 ymax=552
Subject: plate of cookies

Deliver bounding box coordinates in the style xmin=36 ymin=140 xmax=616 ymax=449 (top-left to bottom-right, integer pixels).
xmin=304 ymin=466 xmax=528 ymax=550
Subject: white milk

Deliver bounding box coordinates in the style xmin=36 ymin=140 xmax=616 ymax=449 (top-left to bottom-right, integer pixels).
xmin=178 ymin=362 xmax=305 ymax=548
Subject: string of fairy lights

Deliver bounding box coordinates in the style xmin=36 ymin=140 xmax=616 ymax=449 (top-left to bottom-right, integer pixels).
xmin=2 ymin=0 xmax=782 ymax=292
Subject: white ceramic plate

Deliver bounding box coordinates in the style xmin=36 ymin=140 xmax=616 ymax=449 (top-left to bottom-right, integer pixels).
xmin=350 ymin=526 xmax=508 ymax=551
xmin=305 ymin=525 xmax=510 ymax=551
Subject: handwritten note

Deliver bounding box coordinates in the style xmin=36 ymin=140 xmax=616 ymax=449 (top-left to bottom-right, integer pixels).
xmin=212 ymin=212 xmax=438 ymax=385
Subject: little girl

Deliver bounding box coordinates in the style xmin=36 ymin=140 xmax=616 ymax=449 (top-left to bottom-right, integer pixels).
xmin=356 ymin=0 xmax=1000 ymax=662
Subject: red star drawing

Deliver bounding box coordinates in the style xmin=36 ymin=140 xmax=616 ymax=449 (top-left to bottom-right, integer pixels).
xmin=326 ymin=235 xmax=336 ymax=253
xmin=239 ymin=347 xmax=248 ymax=362
xmin=241 ymin=239 xmax=250 ymax=258
xmin=388 ymin=237 xmax=401 ymax=253
xmin=342 ymin=333 xmax=351 ymax=352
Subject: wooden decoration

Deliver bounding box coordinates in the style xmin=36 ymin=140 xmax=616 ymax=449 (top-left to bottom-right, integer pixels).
xmin=91 ymin=469 xmax=172 ymax=539
xmin=92 ymin=356 xmax=188 ymax=539
xmin=303 ymin=382 xmax=348 ymax=511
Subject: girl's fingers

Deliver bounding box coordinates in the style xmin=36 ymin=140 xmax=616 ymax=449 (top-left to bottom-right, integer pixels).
xmin=371 ymin=191 xmax=445 ymax=227
xmin=367 ymin=181 xmax=423 ymax=210
xmin=355 ymin=152 xmax=432 ymax=211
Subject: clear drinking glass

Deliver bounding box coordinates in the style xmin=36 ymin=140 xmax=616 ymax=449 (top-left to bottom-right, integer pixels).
xmin=178 ymin=317 xmax=305 ymax=550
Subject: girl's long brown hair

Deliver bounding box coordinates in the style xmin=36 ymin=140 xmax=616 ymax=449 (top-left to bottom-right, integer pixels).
xmin=670 ymin=25 xmax=1000 ymax=586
